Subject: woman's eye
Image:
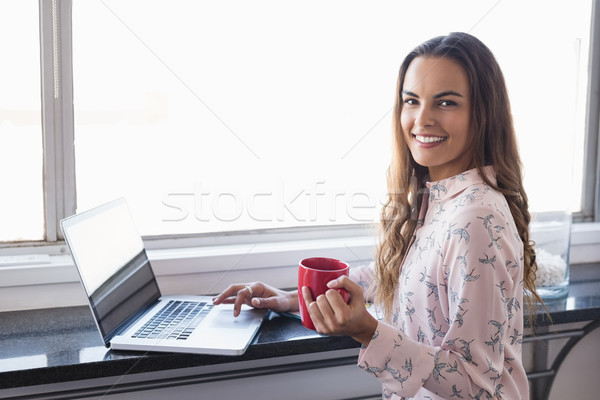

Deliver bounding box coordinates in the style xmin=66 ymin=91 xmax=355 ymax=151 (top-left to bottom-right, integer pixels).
xmin=439 ymin=100 xmax=457 ymax=107
xmin=404 ymin=98 xmax=418 ymax=105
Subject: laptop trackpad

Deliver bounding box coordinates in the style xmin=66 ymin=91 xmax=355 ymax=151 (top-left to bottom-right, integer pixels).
xmin=211 ymin=310 xmax=254 ymax=329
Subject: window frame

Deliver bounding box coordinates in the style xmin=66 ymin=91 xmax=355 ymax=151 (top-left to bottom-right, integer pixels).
xmin=40 ymin=0 xmax=77 ymax=243
xmin=582 ymin=0 xmax=600 ymax=222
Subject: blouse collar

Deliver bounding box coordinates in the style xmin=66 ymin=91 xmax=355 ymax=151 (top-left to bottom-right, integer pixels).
xmin=425 ymin=166 xmax=496 ymax=202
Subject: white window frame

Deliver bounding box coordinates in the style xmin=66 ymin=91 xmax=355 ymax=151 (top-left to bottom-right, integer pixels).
xmin=584 ymin=1 xmax=600 ymax=221
xmin=40 ymin=0 xmax=77 ymax=243
xmin=0 ymin=0 xmax=599 ymax=311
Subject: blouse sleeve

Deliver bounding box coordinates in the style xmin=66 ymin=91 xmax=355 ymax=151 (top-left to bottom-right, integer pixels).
xmin=350 ymin=261 xmax=377 ymax=302
xmin=357 ymin=200 xmax=525 ymax=399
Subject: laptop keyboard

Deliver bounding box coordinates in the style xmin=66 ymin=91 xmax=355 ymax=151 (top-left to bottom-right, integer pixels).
xmin=132 ymin=300 xmax=213 ymax=341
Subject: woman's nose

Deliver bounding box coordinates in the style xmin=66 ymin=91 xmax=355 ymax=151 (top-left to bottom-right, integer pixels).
xmin=414 ymin=105 xmax=435 ymax=128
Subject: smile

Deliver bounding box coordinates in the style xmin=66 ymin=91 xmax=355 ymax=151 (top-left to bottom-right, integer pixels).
xmin=414 ymin=135 xmax=447 ymax=144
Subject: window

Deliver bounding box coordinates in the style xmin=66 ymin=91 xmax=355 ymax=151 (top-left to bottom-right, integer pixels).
xmin=71 ymin=0 xmax=593 ymax=237
xmin=0 ymin=1 xmax=44 ymax=242
xmin=1 ymin=0 xmax=597 ymax=244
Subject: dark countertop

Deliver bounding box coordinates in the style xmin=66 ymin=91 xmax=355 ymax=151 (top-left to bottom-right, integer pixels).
xmin=1 ymin=264 xmax=599 ymax=392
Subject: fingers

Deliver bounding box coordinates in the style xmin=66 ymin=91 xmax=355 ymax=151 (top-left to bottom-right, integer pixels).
xmin=212 ymin=283 xmax=247 ymax=303
xmin=213 ymin=280 xmax=302 ymax=320
xmin=303 ymin=277 xmax=367 ymax=336
xmin=214 ymin=282 xmax=298 ymax=317
xmin=213 ymin=283 xmax=257 ymax=317
xmin=232 ymin=285 xmax=253 ymax=317
xmin=327 ymin=276 xmax=363 ymax=304
xmin=302 ymin=286 xmax=325 ymax=331
xmin=303 ymin=286 xmax=346 ymax=335
xmin=250 ymin=295 xmax=289 ymax=312
xmin=301 ymin=286 xmax=313 ymax=303
xmin=212 ymin=283 xmax=241 ymax=304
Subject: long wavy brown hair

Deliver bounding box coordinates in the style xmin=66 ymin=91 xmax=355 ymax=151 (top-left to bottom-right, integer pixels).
xmin=375 ymin=32 xmax=544 ymax=323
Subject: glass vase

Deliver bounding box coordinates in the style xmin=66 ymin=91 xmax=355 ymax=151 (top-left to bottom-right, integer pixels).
xmin=529 ymin=210 xmax=572 ymax=301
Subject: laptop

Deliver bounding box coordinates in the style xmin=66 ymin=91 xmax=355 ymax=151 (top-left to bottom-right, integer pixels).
xmin=60 ymin=197 xmax=267 ymax=356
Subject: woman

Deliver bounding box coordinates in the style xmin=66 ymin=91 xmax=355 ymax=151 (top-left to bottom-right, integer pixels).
xmin=214 ymin=32 xmax=541 ymax=399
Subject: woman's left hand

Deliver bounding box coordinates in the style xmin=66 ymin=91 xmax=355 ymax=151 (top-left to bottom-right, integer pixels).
xmin=302 ymin=276 xmax=378 ymax=347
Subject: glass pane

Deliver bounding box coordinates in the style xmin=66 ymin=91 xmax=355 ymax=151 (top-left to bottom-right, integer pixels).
xmin=0 ymin=1 xmax=44 ymax=242
xmin=480 ymin=2 xmax=591 ymax=213
xmin=72 ymin=1 xmax=591 ymax=236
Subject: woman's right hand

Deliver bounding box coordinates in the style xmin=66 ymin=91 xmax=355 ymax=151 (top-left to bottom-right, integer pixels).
xmin=212 ymin=282 xmax=298 ymax=317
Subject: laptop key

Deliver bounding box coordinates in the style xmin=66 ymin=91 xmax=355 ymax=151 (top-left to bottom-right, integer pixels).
xmin=132 ymin=300 xmax=211 ymax=340
xmin=176 ymin=305 xmax=214 ymax=340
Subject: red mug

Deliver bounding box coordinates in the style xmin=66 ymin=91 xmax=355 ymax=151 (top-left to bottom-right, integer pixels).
xmin=298 ymin=257 xmax=350 ymax=330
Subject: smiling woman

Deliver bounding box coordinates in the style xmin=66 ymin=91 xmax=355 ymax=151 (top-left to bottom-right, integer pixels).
xmin=215 ymin=32 xmax=546 ymax=400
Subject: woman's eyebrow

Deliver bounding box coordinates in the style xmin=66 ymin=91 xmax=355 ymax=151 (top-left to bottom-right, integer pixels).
xmin=401 ymin=90 xmax=463 ymax=98
xmin=401 ymin=90 xmax=419 ymax=98
xmin=434 ymin=90 xmax=463 ymax=98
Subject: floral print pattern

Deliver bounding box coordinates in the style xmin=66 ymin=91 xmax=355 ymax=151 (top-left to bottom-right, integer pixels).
xmin=353 ymin=167 xmax=528 ymax=399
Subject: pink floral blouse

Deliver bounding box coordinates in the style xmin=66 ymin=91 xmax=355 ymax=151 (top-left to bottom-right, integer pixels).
xmin=352 ymin=167 xmax=529 ymax=399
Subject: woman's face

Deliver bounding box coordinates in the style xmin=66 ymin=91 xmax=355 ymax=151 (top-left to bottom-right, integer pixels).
xmin=400 ymin=56 xmax=475 ymax=181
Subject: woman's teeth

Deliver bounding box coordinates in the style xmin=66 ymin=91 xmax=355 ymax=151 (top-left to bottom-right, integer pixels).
xmin=415 ymin=135 xmax=446 ymax=144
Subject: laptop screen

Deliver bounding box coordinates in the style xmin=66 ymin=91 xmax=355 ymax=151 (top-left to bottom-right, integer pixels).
xmin=61 ymin=198 xmax=161 ymax=344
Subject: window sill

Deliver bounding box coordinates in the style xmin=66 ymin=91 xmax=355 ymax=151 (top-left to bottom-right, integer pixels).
xmin=0 ymin=222 xmax=598 ymax=312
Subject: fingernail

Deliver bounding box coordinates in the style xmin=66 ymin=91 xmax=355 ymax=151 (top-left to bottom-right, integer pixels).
xmin=327 ymin=279 xmax=338 ymax=287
